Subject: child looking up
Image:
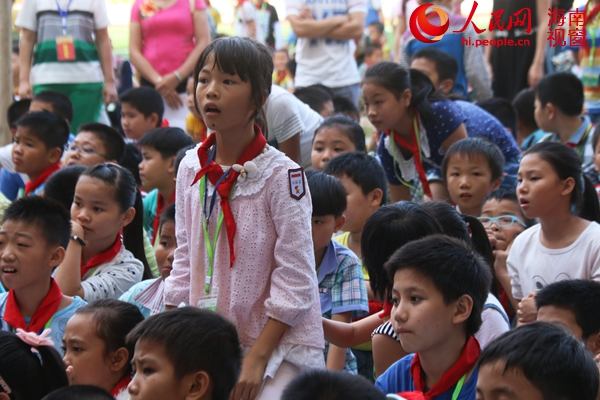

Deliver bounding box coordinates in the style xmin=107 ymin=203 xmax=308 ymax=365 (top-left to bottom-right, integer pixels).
xmin=509 ymin=142 xmax=600 ymax=324
xmin=165 ymin=37 xmax=324 ymax=399
xmin=12 ymin=111 xmax=69 ymax=197
xmin=365 ymin=63 xmax=467 ymax=202
xmin=120 ymin=205 xmax=176 ymax=317
xmin=535 ymin=72 xmax=595 ymax=165
xmin=536 ymin=279 xmax=600 ymax=356
xmin=138 ymin=127 xmax=193 ymax=244
xmin=308 ymin=172 xmax=368 ymax=373
xmin=0 ymin=330 xmax=68 ymax=399
xmin=127 ymin=307 xmax=242 ymax=400
xmin=0 ymin=197 xmax=87 ymax=354
xmin=64 ymin=123 xmax=125 ymax=167
xmin=476 ymin=322 xmax=599 ymax=400
xmin=120 ymin=87 xmax=164 ymax=141
xmin=311 ymin=116 xmax=366 ymax=171
xmin=376 ymin=235 xmax=491 ymax=397
xmin=441 ymin=138 xmax=504 ymax=217
xmin=62 ymin=299 xmax=144 ymax=398
xmin=55 ymin=163 xmax=150 ymax=301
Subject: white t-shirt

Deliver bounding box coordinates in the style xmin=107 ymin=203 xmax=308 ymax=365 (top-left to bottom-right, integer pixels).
xmin=16 ymin=0 xmax=109 ymax=85
xmin=507 ymin=222 xmax=600 ymax=300
xmin=286 ymin=0 xmax=366 ymax=88
xmin=235 ymin=1 xmax=262 ymax=40
xmin=263 ymin=85 xmax=323 ymax=168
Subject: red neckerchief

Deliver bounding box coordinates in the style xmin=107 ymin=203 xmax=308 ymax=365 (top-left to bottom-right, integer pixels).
xmin=401 ymin=336 xmax=480 ymax=400
xmin=387 ymin=117 xmax=432 ymax=198
xmin=4 ymin=279 xmax=63 ymax=332
xmin=24 ymin=162 xmax=60 ymax=196
xmin=191 ymin=127 xmax=267 ymax=268
xmin=378 ymin=300 xmax=393 ymax=319
xmin=111 ymin=375 xmax=131 ymax=397
xmin=151 ymin=192 xmax=175 ymax=245
xmin=80 ymin=234 xmax=122 ymax=278
xmin=275 ymin=70 xmax=288 ymax=85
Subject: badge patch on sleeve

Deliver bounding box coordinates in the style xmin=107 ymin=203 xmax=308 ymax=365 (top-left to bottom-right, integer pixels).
xmin=288 ymin=168 xmax=306 ymax=200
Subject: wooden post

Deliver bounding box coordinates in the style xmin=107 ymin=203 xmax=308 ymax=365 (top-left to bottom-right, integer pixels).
xmin=0 ymin=1 xmax=12 ymax=145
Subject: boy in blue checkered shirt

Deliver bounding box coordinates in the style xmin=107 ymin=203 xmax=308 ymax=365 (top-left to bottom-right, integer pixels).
xmin=308 ymin=171 xmax=369 ymax=374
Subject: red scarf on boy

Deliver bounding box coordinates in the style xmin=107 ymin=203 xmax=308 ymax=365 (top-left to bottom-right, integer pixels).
xmin=24 ymin=162 xmax=60 ymax=196
xmin=80 ymin=234 xmax=122 ymax=278
xmin=398 ymin=336 xmax=480 ymax=400
xmin=4 ymin=279 xmax=63 ymax=333
xmin=191 ymin=127 xmax=267 ymax=268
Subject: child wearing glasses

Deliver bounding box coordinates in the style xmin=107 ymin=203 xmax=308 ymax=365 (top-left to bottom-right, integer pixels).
xmin=480 ymin=188 xmax=531 ymax=320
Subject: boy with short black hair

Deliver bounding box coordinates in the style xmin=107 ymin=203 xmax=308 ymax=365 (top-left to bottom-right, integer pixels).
xmin=536 ymin=279 xmax=600 ymax=356
xmin=282 ymin=369 xmax=386 ymax=400
xmin=64 ymin=123 xmax=125 ymax=167
xmin=376 ymin=235 xmax=491 ymax=398
xmin=127 ymin=307 xmax=241 ymax=400
xmin=535 ymin=72 xmax=594 ymax=165
xmin=119 ymin=87 xmax=164 ymax=141
xmin=441 ymin=138 xmax=505 ymax=217
xmin=307 ymin=172 xmax=368 ymax=374
xmin=29 ymin=91 xmax=74 ymax=126
xmin=325 ymin=152 xmax=386 ymax=260
xmin=0 ymin=197 xmax=87 ymax=355
xmin=13 ymin=111 xmax=69 ymax=196
xmin=139 ymin=127 xmax=193 ymax=243
xmin=584 ymin=125 xmax=600 ymax=197
xmin=476 ymin=322 xmax=599 ymax=400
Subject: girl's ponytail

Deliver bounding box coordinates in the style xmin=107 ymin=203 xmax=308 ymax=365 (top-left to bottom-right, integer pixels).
xmin=579 ymin=175 xmax=600 ymax=222
xmin=124 ymin=189 xmax=152 ymax=279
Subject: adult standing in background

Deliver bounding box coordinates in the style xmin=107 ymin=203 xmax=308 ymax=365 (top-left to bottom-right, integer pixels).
xmin=254 ymin=0 xmax=280 ymax=49
xmin=16 ymin=0 xmax=117 ymax=132
xmin=129 ymin=0 xmax=210 ymax=129
xmin=287 ymin=0 xmax=366 ymax=107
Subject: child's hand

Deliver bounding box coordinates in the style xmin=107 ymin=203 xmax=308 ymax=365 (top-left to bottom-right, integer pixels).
xmin=229 ymin=354 xmax=267 ymax=400
xmin=517 ymin=293 xmax=537 ymax=325
xmin=71 ymin=220 xmax=85 ymax=240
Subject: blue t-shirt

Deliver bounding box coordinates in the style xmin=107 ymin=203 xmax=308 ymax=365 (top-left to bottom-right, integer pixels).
xmin=376 ymin=353 xmax=477 ymax=399
xmin=0 ymin=169 xmax=24 ymax=201
xmin=377 ymin=99 xmax=465 ymax=185
xmin=0 ymin=294 xmax=87 ymax=357
xmin=455 ymin=100 xmax=521 ymax=165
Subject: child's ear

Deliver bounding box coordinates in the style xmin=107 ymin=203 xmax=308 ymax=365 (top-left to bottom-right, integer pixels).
xmin=585 ymin=331 xmax=600 ymax=356
xmin=546 ymin=102 xmax=557 ymax=120
xmin=121 ymin=206 xmax=136 ymax=228
xmin=560 ymin=176 xmax=576 ymax=197
xmin=148 ymin=112 xmax=160 ymax=127
xmin=184 ymin=370 xmax=211 ymax=400
xmin=401 ymin=89 xmax=412 ymax=107
xmin=491 ymin=176 xmax=502 ymax=192
xmin=368 ymin=188 xmax=384 ymax=209
xmin=167 ymin=155 xmax=176 ymax=176
xmin=47 ymin=146 xmax=63 ymax=164
xmin=452 ymin=294 xmax=474 ymax=326
xmin=108 ymin=347 xmax=130 ymax=373
xmin=49 ymin=245 xmax=66 ymax=268
xmin=439 ymin=79 xmax=454 ymax=95
xmin=334 ymin=214 xmax=346 ymax=231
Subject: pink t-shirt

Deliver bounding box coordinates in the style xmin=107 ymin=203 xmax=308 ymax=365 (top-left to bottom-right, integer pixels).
xmin=131 ymin=0 xmax=206 ymax=75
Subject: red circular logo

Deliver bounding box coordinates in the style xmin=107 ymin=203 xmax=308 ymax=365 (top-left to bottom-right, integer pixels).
xmin=409 ymin=3 xmax=450 ymax=43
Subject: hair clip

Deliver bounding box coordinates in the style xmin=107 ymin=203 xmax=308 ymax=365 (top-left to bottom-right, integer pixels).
xmin=15 ymin=328 xmax=54 ymax=349
xmin=0 ymin=375 xmax=11 ymax=394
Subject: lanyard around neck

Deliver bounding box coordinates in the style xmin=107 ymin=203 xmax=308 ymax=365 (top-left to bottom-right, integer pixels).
xmin=199 ymin=175 xmax=225 ymax=296
xmin=55 ymin=0 xmax=73 ymax=35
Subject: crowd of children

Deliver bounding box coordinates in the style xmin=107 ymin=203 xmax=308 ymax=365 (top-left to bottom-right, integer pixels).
xmin=3 ymin=1 xmax=600 ymax=397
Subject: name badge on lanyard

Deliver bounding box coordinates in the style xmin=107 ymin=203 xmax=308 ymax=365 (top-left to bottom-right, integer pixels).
xmin=55 ymin=0 xmax=76 ymax=61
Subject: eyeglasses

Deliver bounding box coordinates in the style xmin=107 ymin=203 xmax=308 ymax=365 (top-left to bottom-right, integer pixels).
xmin=68 ymin=144 xmax=103 ymax=157
xmin=478 ymin=215 xmax=526 ymax=228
